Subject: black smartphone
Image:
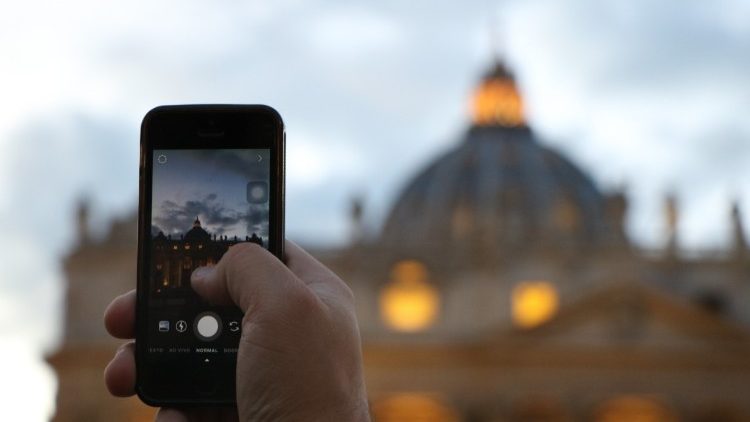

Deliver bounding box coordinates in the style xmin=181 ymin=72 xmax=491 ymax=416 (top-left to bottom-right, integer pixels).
xmin=135 ymin=105 xmax=285 ymax=406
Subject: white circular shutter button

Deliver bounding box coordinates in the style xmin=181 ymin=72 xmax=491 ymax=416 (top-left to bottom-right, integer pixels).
xmin=194 ymin=312 xmax=222 ymax=341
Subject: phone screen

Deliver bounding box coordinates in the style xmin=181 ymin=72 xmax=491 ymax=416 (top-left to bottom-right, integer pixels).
xmin=146 ymin=148 xmax=270 ymax=363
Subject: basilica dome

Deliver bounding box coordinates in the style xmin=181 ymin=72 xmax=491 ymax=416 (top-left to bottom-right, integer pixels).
xmin=184 ymin=217 xmax=211 ymax=242
xmin=380 ymin=62 xmax=623 ymax=254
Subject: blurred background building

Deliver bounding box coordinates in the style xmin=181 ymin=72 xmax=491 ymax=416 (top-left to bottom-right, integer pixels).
xmin=48 ymin=60 xmax=750 ymax=421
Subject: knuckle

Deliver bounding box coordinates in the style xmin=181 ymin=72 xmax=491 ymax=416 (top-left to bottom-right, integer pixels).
xmin=290 ymin=287 xmax=320 ymax=311
xmin=222 ymin=242 xmax=263 ymax=278
xmin=334 ymin=279 xmax=356 ymax=306
xmin=284 ymin=287 xmax=324 ymax=320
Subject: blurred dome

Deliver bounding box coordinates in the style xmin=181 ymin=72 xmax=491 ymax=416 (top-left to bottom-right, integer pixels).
xmin=380 ymin=62 xmax=619 ymax=253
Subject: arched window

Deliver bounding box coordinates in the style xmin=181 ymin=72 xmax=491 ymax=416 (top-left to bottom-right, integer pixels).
xmin=380 ymin=260 xmax=440 ymax=332
xmin=511 ymin=281 xmax=559 ymax=328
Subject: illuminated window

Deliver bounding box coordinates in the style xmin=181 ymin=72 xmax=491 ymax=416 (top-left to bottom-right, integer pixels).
xmin=185 ymin=244 xmax=191 ymax=250
xmin=380 ymin=260 xmax=439 ymax=332
xmin=594 ymin=396 xmax=677 ymax=422
xmin=372 ymin=394 xmax=460 ymax=422
xmin=512 ymin=281 xmax=559 ymax=328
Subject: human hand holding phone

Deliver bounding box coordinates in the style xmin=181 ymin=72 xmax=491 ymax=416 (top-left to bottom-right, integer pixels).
xmin=137 ymin=105 xmax=286 ymax=405
xmin=104 ymin=240 xmax=370 ymax=421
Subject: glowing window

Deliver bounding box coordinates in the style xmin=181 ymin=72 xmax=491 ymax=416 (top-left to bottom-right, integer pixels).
xmin=372 ymin=394 xmax=460 ymax=422
xmin=595 ymin=396 xmax=677 ymax=422
xmin=380 ymin=260 xmax=439 ymax=332
xmin=512 ymin=281 xmax=559 ymax=328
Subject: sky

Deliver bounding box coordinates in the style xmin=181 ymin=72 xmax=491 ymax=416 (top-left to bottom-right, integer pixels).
xmin=151 ymin=149 xmax=271 ymax=241
xmin=0 ymin=0 xmax=748 ymax=420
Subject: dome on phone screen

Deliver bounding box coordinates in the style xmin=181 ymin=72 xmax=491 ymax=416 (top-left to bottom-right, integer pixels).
xmin=184 ymin=216 xmax=211 ymax=242
xmin=379 ymin=61 xmax=628 ymax=260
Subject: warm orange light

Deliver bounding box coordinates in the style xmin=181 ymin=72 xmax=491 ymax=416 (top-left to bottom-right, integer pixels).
xmin=472 ymin=79 xmax=524 ymax=127
xmin=380 ymin=261 xmax=439 ymax=332
xmin=595 ymin=396 xmax=677 ymax=422
xmin=512 ymin=281 xmax=558 ymax=328
xmin=372 ymin=393 xmax=461 ymax=422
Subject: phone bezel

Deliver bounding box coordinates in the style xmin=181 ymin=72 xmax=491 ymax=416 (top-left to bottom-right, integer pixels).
xmin=135 ymin=104 xmax=285 ymax=406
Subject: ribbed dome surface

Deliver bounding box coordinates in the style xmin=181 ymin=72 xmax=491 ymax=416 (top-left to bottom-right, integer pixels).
xmin=380 ymin=125 xmax=613 ymax=251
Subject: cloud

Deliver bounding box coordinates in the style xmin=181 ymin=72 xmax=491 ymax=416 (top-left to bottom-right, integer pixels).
xmin=504 ymin=0 xmax=750 ymax=248
xmin=153 ymin=194 xmax=269 ymax=238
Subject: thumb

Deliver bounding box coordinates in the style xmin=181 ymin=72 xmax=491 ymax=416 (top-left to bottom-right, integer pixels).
xmin=190 ymin=242 xmax=300 ymax=314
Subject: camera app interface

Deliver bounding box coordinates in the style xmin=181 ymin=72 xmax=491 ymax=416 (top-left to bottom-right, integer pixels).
xmin=147 ymin=148 xmax=270 ymax=362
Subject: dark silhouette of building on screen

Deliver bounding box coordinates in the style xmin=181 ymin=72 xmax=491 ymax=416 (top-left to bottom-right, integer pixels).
xmin=150 ymin=217 xmax=262 ymax=297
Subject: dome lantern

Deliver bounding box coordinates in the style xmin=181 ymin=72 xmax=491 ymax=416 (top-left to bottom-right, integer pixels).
xmin=471 ymin=61 xmax=525 ymax=127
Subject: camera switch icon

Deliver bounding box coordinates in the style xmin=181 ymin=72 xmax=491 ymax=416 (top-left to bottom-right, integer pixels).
xmin=158 ymin=320 xmax=170 ymax=332
xmin=175 ymin=320 xmax=187 ymax=333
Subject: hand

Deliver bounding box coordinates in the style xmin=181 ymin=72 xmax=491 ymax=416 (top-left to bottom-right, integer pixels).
xmin=104 ymin=240 xmax=370 ymax=421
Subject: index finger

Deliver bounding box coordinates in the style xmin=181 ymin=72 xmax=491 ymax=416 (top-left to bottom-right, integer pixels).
xmin=104 ymin=290 xmax=136 ymax=339
xmin=284 ymin=240 xmax=354 ymax=303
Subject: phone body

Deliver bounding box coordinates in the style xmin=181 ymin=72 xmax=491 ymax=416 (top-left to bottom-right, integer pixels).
xmin=135 ymin=104 xmax=285 ymax=406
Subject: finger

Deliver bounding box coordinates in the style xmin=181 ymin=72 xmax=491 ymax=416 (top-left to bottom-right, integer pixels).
xmin=104 ymin=342 xmax=136 ymax=397
xmin=104 ymin=290 xmax=136 ymax=339
xmin=191 ymin=242 xmax=302 ymax=314
xmin=284 ymin=240 xmax=354 ymax=302
xmin=190 ymin=266 xmax=233 ymax=306
xmin=284 ymin=240 xmax=335 ymax=281
xmin=155 ymin=408 xmax=189 ymax=422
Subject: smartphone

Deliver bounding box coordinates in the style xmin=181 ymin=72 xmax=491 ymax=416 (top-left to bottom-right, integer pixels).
xmin=135 ymin=105 xmax=285 ymax=406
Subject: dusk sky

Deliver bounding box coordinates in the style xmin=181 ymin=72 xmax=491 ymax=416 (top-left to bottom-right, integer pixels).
xmin=0 ymin=0 xmax=748 ymax=420
xmin=151 ymin=149 xmax=270 ymax=241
